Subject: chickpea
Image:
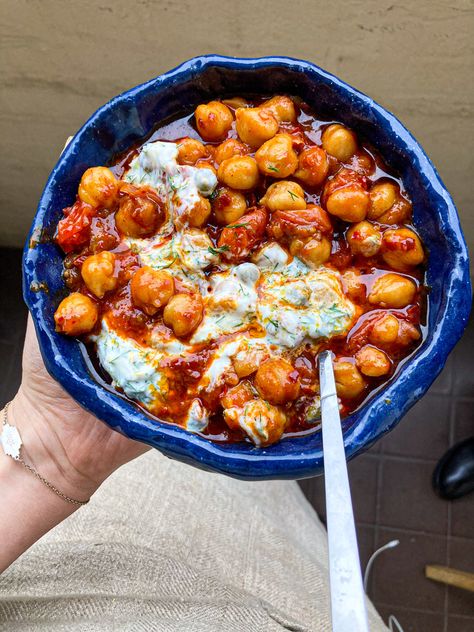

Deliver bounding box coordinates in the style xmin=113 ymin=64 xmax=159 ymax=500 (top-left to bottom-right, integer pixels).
xmin=368 ymin=273 xmax=416 ymax=308
xmin=81 ymin=251 xmax=118 ymax=298
xmin=295 ymin=146 xmax=329 ymax=186
xmin=363 ymin=316 xmax=421 ymax=349
xmin=195 ymin=101 xmax=233 ymax=141
xmin=255 ymin=133 xmax=298 ymax=178
xmin=355 ymin=345 xmax=391 ymax=377
xmin=214 ymin=138 xmax=248 ymax=164
xmin=224 ymin=397 xmax=287 ymax=446
xmin=326 ymin=185 xmax=370 ymax=223
xmin=163 ymin=292 xmax=203 ymax=337
xmin=346 ymin=221 xmax=382 ymax=257
xmin=368 ymin=182 xmax=413 ymax=224
xmin=54 ymin=292 xmax=98 ymax=336
xmin=232 ymin=343 xmax=270 ymax=378
xmin=321 ymin=124 xmax=358 ymax=162
xmin=212 ymin=187 xmax=247 ymax=225
xmin=217 ymin=156 xmax=259 ymax=190
xmin=254 ymin=358 xmax=300 ymax=405
xmin=177 ymin=137 xmax=208 ymax=165
xmin=333 ymin=359 xmax=366 ymax=399
xmin=370 ymin=314 xmax=400 ymax=345
xmin=381 ymin=228 xmax=424 ymax=270
xmin=290 ymin=236 xmax=332 ymax=266
xmin=78 ymin=167 xmax=119 ymax=209
xmin=260 ymin=181 xmax=306 ymax=211
xmin=368 ymin=181 xmax=398 ymax=219
xmin=235 ymin=107 xmax=279 ymax=148
xmin=116 ymin=190 xmax=163 ymax=237
xmin=130 ymin=267 xmax=174 ymax=316
xmin=187 ymin=195 xmax=211 ymax=228
xmin=261 ymin=95 xmax=297 ymax=123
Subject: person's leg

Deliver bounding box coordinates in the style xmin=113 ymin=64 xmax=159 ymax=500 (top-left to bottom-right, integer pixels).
xmin=0 ymin=451 xmax=388 ymax=631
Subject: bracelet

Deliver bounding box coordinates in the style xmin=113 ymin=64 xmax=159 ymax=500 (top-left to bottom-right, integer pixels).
xmin=0 ymin=402 xmax=89 ymax=506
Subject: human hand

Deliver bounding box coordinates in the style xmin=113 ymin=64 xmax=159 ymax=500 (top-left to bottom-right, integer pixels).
xmin=9 ymin=314 xmax=149 ymax=501
xmin=0 ymin=315 xmax=150 ymax=572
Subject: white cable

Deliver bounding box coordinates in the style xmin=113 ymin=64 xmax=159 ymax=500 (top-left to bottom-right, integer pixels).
xmin=364 ymin=539 xmax=400 ymax=592
xmin=363 ymin=540 xmax=405 ymax=632
xmin=388 ymin=615 xmax=404 ymax=632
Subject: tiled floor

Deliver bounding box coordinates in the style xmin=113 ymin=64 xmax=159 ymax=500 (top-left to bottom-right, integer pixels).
xmin=1 ymin=247 xmax=473 ymax=631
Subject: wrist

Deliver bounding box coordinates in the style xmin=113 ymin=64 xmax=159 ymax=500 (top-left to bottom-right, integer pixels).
xmin=7 ymin=391 xmax=99 ymax=502
xmin=0 ymin=432 xmax=78 ymax=572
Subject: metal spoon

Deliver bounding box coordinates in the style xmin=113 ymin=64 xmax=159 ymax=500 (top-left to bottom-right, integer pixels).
xmin=318 ymin=350 xmax=369 ymax=632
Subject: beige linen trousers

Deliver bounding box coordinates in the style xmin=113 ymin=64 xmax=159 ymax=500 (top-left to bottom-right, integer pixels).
xmin=0 ymin=451 xmax=387 ymax=631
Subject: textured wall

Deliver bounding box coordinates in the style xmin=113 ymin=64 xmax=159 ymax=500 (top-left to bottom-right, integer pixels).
xmin=1 ymin=0 xmax=473 ymax=264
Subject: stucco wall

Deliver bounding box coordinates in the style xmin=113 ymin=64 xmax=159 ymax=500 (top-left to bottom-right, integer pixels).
xmin=1 ymin=0 xmax=473 ymax=265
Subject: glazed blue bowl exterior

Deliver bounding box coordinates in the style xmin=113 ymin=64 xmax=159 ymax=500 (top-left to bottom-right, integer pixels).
xmin=23 ymin=55 xmax=471 ymax=480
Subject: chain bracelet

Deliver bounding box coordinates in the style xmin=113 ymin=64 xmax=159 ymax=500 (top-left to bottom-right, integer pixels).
xmin=0 ymin=402 xmax=89 ymax=506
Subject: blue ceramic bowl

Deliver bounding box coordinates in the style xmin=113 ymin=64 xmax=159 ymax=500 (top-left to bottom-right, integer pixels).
xmin=23 ymin=55 xmax=471 ymax=480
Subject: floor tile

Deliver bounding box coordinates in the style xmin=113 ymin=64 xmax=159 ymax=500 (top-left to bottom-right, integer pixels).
xmin=348 ymin=455 xmax=379 ymax=524
xmin=381 ymin=394 xmax=451 ymax=460
xmin=452 ymin=318 xmax=474 ymax=397
xmin=298 ymin=455 xmax=379 ymax=525
xmin=447 ymin=614 xmax=474 ymax=632
xmin=429 ymin=354 xmax=453 ymax=396
xmin=375 ymin=605 xmax=445 ymax=632
xmin=372 ymin=527 xmax=447 ymax=613
xmin=378 ymin=458 xmax=448 ymax=534
xmin=447 ymin=537 xmax=474 ymax=616
xmin=453 ymin=399 xmax=474 ymax=444
xmin=450 ymin=494 xmax=474 ymax=540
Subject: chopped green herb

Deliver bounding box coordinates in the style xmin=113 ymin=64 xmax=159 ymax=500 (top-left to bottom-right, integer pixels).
xmin=208 ymin=244 xmax=230 ymax=256
xmin=168 ymin=176 xmax=179 ymax=191
xmin=227 ymin=222 xmax=249 ymax=229
xmin=209 ymin=188 xmax=219 ymax=200
xmin=157 ymin=257 xmax=177 ymax=270
xmin=268 ymin=318 xmax=279 ymax=329
xmin=268 ymin=166 xmax=279 ymax=173
xmin=287 ymin=189 xmax=298 ymax=200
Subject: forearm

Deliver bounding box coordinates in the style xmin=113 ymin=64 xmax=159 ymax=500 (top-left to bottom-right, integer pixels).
xmin=0 ymin=396 xmax=95 ymax=573
xmin=0 ymin=449 xmax=77 ymax=572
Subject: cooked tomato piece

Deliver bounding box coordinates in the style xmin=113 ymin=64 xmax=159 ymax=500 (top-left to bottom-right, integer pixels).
xmin=218 ymin=207 xmax=268 ymax=261
xmin=267 ymin=204 xmax=332 ymax=241
xmin=56 ymin=200 xmax=96 ymax=253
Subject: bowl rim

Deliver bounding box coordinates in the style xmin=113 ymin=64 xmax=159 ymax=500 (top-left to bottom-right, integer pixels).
xmin=23 ymin=54 xmax=472 ymax=480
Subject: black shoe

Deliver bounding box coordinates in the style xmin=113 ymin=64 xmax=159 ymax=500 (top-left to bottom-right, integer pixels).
xmin=432 ymin=437 xmax=474 ymax=500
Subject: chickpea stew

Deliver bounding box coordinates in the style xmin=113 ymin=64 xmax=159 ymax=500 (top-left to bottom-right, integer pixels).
xmin=54 ymin=95 xmax=426 ymax=447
